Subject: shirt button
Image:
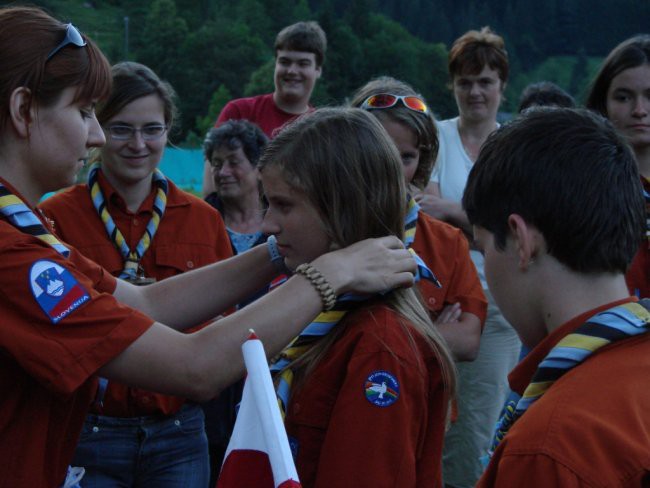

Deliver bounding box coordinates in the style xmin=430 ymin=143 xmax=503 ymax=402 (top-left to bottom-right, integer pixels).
xmin=133 ymin=219 xmax=139 ymax=226
xmin=428 ymin=297 xmax=436 ymax=305
xmin=92 ymin=426 xmax=99 ymax=433
xmin=186 ymin=261 xmax=194 ymax=269
xmin=174 ymin=420 xmax=181 ymax=426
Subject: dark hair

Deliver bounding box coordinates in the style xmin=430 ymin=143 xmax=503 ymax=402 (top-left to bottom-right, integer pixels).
xmin=462 ymin=108 xmax=644 ymax=274
xmin=203 ymin=119 xmax=268 ymax=165
xmin=586 ymin=35 xmax=650 ymax=116
xmin=518 ymin=81 xmax=575 ymax=113
xmin=0 ymin=6 xmax=111 ymax=134
xmin=349 ymin=76 xmax=439 ymax=190
xmin=97 ymin=61 xmax=178 ymax=131
xmin=448 ymin=26 xmax=509 ymax=84
xmin=274 ymin=21 xmax=327 ymax=67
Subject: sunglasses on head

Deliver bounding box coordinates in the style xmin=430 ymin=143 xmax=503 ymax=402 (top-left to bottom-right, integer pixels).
xmin=360 ymin=93 xmax=429 ymax=114
xmin=46 ymin=23 xmax=87 ymax=62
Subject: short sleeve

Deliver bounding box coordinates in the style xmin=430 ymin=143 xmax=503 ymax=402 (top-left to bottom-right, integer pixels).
xmin=0 ymin=231 xmax=153 ymax=395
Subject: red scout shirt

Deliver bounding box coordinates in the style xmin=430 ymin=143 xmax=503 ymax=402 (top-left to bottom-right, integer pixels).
xmin=40 ymin=171 xmax=233 ymax=417
xmin=0 ymin=178 xmax=154 ymax=487
xmin=478 ymin=297 xmax=650 ymax=487
xmin=625 ymin=176 xmax=649 ymax=298
xmin=412 ymin=211 xmax=487 ymax=326
xmin=216 ymin=93 xmax=312 ymax=138
xmin=285 ymin=303 xmax=449 ymax=488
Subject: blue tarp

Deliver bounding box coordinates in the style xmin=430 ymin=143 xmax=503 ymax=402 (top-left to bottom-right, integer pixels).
xmin=159 ymin=147 xmax=204 ymax=195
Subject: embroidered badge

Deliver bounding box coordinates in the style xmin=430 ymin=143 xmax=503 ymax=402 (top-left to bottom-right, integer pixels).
xmin=364 ymin=370 xmax=399 ymax=407
xmin=30 ymin=260 xmax=90 ymax=324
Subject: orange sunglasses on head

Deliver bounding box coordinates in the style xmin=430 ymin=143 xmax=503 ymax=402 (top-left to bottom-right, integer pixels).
xmin=360 ymin=93 xmax=429 ymax=114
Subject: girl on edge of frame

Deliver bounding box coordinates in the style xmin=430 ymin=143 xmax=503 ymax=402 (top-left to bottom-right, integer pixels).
xmin=586 ymin=35 xmax=650 ymax=299
xmin=258 ymin=107 xmax=456 ymax=487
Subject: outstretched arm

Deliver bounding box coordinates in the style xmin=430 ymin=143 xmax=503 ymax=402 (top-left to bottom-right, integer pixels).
xmin=101 ymin=236 xmax=417 ymax=401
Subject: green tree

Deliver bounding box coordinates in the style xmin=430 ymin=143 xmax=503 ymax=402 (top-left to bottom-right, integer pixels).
xmin=195 ymin=84 xmax=233 ymax=138
xmin=569 ymin=49 xmax=588 ymax=100
xmin=173 ymin=18 xmax=267 ymax=141
xmin=137 ymin=0 xmax=188 ymax=82
xmin=244 ymin=58 xmax=276 ymax=96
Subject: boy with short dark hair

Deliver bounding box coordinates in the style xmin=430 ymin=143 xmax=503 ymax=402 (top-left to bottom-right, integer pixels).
xmin=216 ymin=20 xmax=326 ymax=136
xmin=462 ymin=107 xmax=650 ymax=487
xmin=202 ymin=21 xmax=327 ymax=196
xmin=517 ymin=81 xmax=575 ymax=113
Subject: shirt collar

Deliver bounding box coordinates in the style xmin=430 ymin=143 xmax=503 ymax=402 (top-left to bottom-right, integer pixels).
xmin=508 ymin=296 xmax=639 ymax=394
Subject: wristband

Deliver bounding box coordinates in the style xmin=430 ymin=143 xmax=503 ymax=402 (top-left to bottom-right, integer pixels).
xmin=295 ymin=263 xmax=337 ymax=311
xmin=266 ymin=235 xmax=290 ymax=274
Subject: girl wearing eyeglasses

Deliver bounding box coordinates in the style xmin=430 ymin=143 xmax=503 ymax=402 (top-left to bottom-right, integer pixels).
xmin=257 ymin=107 xmax=456 ymax=487
xmin=0 ymin=7 xmax=416 ymax=487
xmin=351 ymin=76 xmax=486 ymax=363
xmin=40 ymin=60 xmax=233 ymax=487
xmin=417 ymin=27 xmax=522 ymax=488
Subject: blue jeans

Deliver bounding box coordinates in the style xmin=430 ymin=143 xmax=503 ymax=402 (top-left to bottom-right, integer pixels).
xmin=73 ymin=403 xmax=209 ymax=488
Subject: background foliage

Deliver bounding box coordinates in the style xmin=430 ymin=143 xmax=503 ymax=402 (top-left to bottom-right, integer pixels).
xmin=12 ymin=0 xmax=650 ymax=145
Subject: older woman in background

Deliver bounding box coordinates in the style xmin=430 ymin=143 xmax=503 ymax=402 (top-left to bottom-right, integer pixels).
xmin=204 ymin=120 xmax=268 ymax=256
xmin=418 ymin=27 xmax=521 ymax=488
xmin=202 ymin=120 xmax=269 ymax=484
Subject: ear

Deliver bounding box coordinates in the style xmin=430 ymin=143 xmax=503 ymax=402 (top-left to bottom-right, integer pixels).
xmin=507 ymin=213 xmax=541 ymax=270
xmin=315 ymin=64 xmax=322 ymax=79
xmin=9 ymin=87 xmax=34 ymax=138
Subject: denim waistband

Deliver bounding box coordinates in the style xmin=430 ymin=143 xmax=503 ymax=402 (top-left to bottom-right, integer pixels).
xmin=84 ymin=402 xmax=201 ymax=427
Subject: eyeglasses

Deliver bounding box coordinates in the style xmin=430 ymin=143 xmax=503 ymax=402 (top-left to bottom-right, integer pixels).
xmin=105 ymin=124 xmax=168 ymax=141
xmin=360 ymin=93 xmax=429 ymax=114
xmin=46 ymin=24 xmax=87 ymax=62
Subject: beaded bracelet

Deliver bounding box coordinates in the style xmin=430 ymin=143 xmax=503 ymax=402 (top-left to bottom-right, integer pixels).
xmin=295 ymin=263 xmax=337 ymax=311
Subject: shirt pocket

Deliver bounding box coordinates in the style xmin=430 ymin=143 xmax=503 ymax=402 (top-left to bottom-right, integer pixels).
xmin=153 ymin=243 xmax=218 ymax=274
xmin=286 ymin=382 xmax=337 ymax=482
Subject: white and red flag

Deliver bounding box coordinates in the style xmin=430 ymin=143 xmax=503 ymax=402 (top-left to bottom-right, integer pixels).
xmin=216 ymin=331 xmax=301 ymax=488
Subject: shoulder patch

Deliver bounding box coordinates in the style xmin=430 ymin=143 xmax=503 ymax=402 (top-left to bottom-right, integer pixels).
xmin=30 ymin=259 xmax=90 ymax=324
xmin=364 ymin=370 xmax=400 ymax=407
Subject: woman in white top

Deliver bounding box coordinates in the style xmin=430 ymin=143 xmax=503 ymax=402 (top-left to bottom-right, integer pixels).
xmin=418 ymin=26 xmax=522 ymax=488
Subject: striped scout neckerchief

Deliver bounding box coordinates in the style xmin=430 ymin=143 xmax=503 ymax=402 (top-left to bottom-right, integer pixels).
xmin=270 ymin=197 xmax=441 ymax=419
xmin=87 ymin=163 xmax=168 ymax=280
xmin=488 ymin=300 xmax=650 ymax=458
xmin=0 ymin=183 xmax=70 ymax=256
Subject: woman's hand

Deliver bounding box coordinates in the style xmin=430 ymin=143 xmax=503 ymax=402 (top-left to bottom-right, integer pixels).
xmin=414 ymin=191 xmax=457 ymax=221
xmin=313 ymin=236 xmax=416 ymax=295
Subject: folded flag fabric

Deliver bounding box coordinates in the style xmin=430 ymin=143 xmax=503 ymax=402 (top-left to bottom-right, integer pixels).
xmin=217 ymin=331 xmax=301 ymax=488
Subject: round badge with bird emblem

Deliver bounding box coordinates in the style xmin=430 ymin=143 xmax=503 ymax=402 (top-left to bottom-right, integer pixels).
xmin=364 ymin=370 xmax=400 ymax=407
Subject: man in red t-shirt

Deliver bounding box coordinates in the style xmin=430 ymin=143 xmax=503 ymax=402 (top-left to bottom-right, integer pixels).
xmin=202 ymin=21 xmax=326 ymax=196
xmin=462 ymin=108 xmax=650 ymax=487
